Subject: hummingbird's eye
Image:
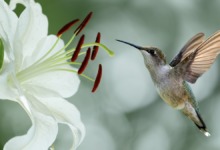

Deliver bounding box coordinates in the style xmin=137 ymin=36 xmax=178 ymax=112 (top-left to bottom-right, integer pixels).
xmin=148 ymin=49 xmax=156 ymax=56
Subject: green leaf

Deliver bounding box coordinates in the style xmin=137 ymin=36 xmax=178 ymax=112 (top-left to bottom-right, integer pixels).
xmin=0 ymin=39 xmax=4 ymax=72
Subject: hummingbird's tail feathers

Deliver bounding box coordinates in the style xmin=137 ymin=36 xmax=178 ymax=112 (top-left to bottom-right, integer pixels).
xmin=195 ymin=123 xmax=211 ymax=137
xmin=194 ymin=111 xmax=211 ymax=137
xmin=182 ymin=105 xmax=211 ymax=137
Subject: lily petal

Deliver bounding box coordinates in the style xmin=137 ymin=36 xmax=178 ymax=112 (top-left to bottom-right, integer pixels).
xmin=22 ymin=34 xmax=80 ymax=98
xmin=22 ymin=35 xmax=65 ymax=70
xmin=20 ymin=35 xmax=80 ymax=99
xmin=12 ymin=0 xmax=48 ymax=71
xmin=29 ymin=95 xmax=85 ymax=149
xmin=0 ymin=59 xmax=18 ymax=101
xmin=23 ymin=66 xmax=80 ymax=98
xmin=0 ymin=72 xmax=17 ymax=100
xmin=4 ymin=110 xmax=58 ymax=150
xmin=0 ymin=0 xmax=18 ymax=56
xmin=9 ymin=0 xmax=33 ymax=10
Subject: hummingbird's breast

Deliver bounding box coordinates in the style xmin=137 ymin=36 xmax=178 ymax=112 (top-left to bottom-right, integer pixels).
xmin=152 ymin=65 xmax=193 ymax=109
xmin=155 ymin=79 xmax=186 ymax=109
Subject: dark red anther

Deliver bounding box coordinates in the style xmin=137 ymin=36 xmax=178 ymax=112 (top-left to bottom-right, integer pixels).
xmin=57 ymin=19 xmax=80 ymax=36
xmin=78 ymin=48 xmax=91 ymax=74
xmin=74 ymin=12 xmax=93 ymax=35
xmin=91 ymin=32 xmax=101 ymax=60
xmin=71 ymin=35 xmax=85 ymax=62
xmin=92 ymin=64 xmax=102 ymax=93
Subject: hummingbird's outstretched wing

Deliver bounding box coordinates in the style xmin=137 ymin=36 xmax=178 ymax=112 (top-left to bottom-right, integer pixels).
xmin=173 ymin=31 xmax=220 ymax=83
xmin=169 ymin=33 xmax=205 ymax=67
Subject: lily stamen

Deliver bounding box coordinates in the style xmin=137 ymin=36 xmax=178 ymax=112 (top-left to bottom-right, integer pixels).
xmin=91 ymin=32 xmax=101 ymax=60
xmin=92 ymin=64 xmax=102 ymax=92
xmin=71 ymin=34 xmax=85 ymax=62
xmin=16 ymin=12 xmax=114 ymax=92
xmin=57 ymin=19 xmax=80 ymax=37
xmin=78 ymin=47 xmax=91 ymax=74
xmin=74 ymin=12 xmax=93 ymax=35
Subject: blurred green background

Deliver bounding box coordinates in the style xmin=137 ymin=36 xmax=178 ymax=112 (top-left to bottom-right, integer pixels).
xmin=1 ymin=0 xmax=220 ymax=149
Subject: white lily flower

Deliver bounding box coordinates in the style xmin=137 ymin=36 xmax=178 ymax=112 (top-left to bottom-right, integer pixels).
xmin=0 ymin=0 xmax=113 ymax=149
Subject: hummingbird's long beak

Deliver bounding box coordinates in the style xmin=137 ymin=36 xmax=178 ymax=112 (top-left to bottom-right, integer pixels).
xmin=116 ymin=39 xmax=144 ymax=50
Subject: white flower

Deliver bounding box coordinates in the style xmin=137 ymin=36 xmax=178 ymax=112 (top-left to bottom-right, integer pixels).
xmin=0 ymin=0 xmax=104 ymax=149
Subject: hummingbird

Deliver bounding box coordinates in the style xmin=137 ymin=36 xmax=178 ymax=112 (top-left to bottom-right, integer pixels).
xmin=117 ymin=31 xmax=220 ymax=137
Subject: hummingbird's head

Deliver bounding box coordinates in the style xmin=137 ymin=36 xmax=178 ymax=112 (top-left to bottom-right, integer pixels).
xmin=116 ymin=40 xmax=166 ymax=67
